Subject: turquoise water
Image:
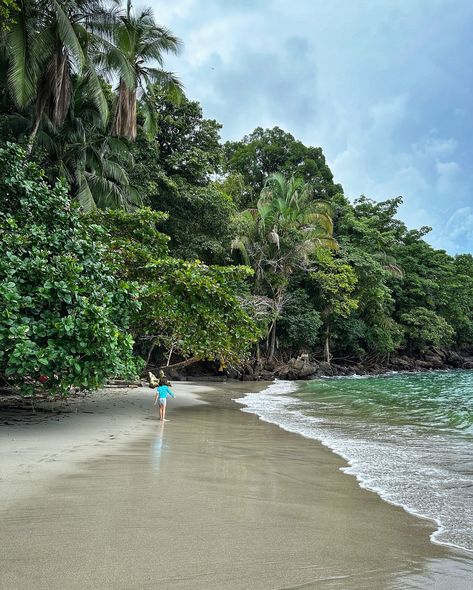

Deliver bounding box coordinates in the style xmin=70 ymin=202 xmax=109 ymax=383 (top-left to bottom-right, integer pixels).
xmin=237 ymin=371 xmax=473 ymax=552
xmin=297 ymin=371 xmax=473 ymax=433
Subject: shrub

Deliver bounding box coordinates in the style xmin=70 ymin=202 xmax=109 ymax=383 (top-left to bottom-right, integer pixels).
xmin=0 ymin=143 xmax=141 ymax=396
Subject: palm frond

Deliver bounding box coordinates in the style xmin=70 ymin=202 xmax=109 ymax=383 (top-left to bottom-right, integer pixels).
xmin=77 ymin=172 xmax=97 ymax=212
xmin=6 ymin=13 xmax=37 ymax=107
xmin=141 ymin=68 xmax=184 ymax=99
xmin=95 ymin=39 xmax=135 ymax=87
xmin=52 ymin=0 xmax=85 ymax=71
xmin=141 ymin=91 xmax=159 ymax=138
xmin=82 ymin=60 xmax=109 ymax=123
xmin=231 ymin=236 xmax=251 ymax=265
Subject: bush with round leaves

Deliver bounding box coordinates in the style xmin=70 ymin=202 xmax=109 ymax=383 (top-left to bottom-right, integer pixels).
xmin=0 ymin=143 xmax=141 ymax=396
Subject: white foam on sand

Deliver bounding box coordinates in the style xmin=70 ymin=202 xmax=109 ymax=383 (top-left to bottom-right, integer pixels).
xmin=236 ymin=380 xmax=473 ymax=554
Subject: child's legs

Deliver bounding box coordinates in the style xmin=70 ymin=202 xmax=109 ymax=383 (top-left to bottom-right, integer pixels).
xmin=159 ymin=399 xmax=166 ymax=420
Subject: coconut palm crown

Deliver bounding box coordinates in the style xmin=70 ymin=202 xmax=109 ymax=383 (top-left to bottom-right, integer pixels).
xmin=232 ymin=172 xmax=337 ymax=285
xmin=232 ymin=173 xmax=338 ymax=360
xmin=98 ymin=0 xmax=183 ymax=140
xmin=4 ymin=0 xmax=116 ymax=150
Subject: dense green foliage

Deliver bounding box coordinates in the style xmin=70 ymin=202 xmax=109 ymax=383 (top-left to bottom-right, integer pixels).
xmin=128 ymin=90 xmax=234 ymax=262
xmin=0 ymin=144 xmax=140 ymax=395
xmin=91 ymin=208 xmax=260 ymax=367
xmin=232 ymin=173 xmax=337 ymax=359
xmin=0 ymin=0 xmax=18 ymax=30
xmin=224 ymin=126 xmax=343 ymax=207
xmin=223 ymin=127 xmax=473 ymax=362
xmin=1 ymin=0 xmax=472 ymax=396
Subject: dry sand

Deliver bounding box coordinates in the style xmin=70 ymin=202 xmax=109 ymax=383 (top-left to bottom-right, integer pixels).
xmin=1 ymin=381 xmax=472 ymax=589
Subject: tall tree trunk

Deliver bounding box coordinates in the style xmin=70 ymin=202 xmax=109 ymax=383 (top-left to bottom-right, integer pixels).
xmin=27 ymin=76 xmax=49 ymax=154
xmin=27 ymin=112 xmax=43 ymax=154
xmin=112 ymin=79 xmax=137 ymax=140
xmin=267 ymin=288 xmax=285 ymax=362
xmin=49 ymin=47 xmax=72 ymax=128
xmin=28 ymin=45 xmax=72 ymax=154
xmin=324 ymin=323 xmax=331 ymax=364
xmin=268 ymin=321 xmax=277 ymax=361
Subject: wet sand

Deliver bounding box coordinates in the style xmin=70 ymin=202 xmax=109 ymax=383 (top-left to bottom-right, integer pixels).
xmin=1 ymin=382 xmax=472 ymax=589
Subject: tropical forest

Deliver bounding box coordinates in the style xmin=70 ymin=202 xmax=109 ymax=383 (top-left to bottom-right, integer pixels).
xmin=2 ymin=0 xmax=473 ymax=396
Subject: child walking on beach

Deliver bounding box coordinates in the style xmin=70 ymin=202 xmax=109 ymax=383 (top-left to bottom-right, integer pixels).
xmin=154 ymin=380 xmax=175 ymax=421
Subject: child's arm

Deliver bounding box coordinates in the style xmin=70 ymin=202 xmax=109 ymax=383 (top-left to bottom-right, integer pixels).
xmin=154 ymin=389 xmax=159 ymax=405
xmin=168 ymin=388 xmax=175 ymax=398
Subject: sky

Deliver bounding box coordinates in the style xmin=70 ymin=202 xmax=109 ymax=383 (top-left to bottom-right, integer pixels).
xmin=149 ymin=0 xmax=473 ymax=254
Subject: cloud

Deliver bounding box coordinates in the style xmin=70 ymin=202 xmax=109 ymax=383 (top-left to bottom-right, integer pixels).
xmin=446 ymin=207 xmax=473 ymax=239
xmin=414 ymin=134 xmax=458 ymax=158
xmin=429 ymin=207 xmax=473 ymax=253
xmin=436 ymin=161 xmax=461 ymax=193
xmin=150 ymin=0 xmax=473 ymax=254
xmin=176 ymin=36 xmax=319 ymax=137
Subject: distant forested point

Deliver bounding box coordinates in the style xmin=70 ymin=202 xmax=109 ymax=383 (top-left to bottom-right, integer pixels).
xmin=1 ymin=1 xmax=473 ymax=395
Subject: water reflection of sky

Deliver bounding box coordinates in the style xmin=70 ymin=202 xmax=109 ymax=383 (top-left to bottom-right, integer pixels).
xmin=152 ymin=423 xmax=167 ymax=473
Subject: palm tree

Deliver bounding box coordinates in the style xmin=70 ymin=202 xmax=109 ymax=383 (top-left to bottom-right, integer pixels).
xmin=43 ymin=74 xmax=139 ymax=210
xmin=232 ymin=173 xmax=337 ymax=360
xmin=99 ymin=0 xmax=182 ymax=140
xmin=4 ymin=0 xmax=114 ymax=150
xmin=7 ymin=70 xmax=139 ymax=210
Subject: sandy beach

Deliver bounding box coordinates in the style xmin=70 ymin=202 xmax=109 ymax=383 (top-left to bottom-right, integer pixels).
xmin=1 ymin=381 xmax=472 ymax=590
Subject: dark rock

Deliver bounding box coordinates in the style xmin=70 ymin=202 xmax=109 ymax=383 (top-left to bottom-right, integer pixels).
xmin=263 ymin=360 xmax=277 ymax=371
xmin=276 ymin=357 xmax=319 ymax=380
xmin=422 ymin=346 xmax=445 ymax=368
xmin=224 ymin=366 xmax=242 ymax=380
xmin=422 ymin=356 xmax=443 ymax=368
xmin=241 ymin=372 xmax=257 ymax=381
xmin=430 ymin=346 xmax=448 ymax=361
xmin=415 ymin=360 xmax=432 ymax=369
xmin=390 ymin=356 xmax=415 ymax=370
xmin=446 ymin=351 xmax=464 ymax=367
xmin=314 ymin=362 xmax=333 ymax=377
xmin=260 ymin=370 xmax=275 ymax=381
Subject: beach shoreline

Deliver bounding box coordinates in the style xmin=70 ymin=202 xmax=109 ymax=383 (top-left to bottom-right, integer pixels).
xmin=0 ymin=382 xmax=209 ymax=509
xmin=1 ymin=381 xmax=472 ymax=589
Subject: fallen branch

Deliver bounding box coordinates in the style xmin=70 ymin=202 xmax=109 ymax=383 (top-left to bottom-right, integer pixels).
xmin=157 ymin=356 xmax=200 ymax=370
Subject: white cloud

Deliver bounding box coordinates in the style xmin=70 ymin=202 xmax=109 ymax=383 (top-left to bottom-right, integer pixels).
xmin=184 ymin=13 xmax=256 ymax=67
xmin=414 ymin=134 xmax=458 ymax=158
xmin=152 ymin=0 xmax=197 ymax=21
xmin=446 ymin=207 xmax=473 ymax=240
xmin=436 ymin=161 xmax=461 ymax=193
xmin=148 ymin=0 xmax=473 ymax=253
xmin=369 ymin=94 xmax=409 ymax=133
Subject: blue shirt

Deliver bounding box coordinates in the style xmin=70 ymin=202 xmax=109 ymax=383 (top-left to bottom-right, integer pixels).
xmin=157 ymin=385 xmax=175 ymax=399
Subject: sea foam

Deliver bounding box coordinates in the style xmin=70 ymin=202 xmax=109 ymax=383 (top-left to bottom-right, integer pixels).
xmin=236 ymin=376 xmax=473 ymax=554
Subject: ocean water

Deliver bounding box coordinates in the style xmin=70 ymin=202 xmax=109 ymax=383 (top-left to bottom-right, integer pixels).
xmin=236 ymin=371 xmax=473 ymax=553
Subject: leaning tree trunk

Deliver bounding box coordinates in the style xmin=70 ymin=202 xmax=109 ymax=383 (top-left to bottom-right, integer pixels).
xmin=158 ymin=357 xmax=199 ymax=370
xmin=112 ymin=79 xmax=137 ymax=140
xmin=27 ymin=109 xmax=44 ymax=154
